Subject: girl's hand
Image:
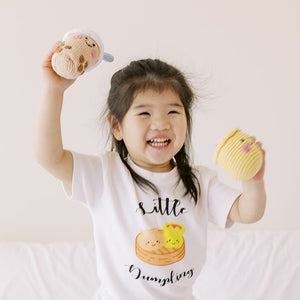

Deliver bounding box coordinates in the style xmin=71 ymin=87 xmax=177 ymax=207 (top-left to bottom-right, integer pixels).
xmin=246 ymin=138 xmax=266 ymax=182
xmin=42 ymin=42 xmax=76 ymax=92
xmin=228 ymin=138 xmax=266 ymax=225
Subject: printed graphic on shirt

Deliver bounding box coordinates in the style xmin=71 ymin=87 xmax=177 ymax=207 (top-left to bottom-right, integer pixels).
xmin=135 ymin=222 xmax=185 ymax=266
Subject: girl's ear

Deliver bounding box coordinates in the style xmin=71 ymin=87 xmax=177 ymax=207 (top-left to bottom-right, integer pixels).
xmin=108 ymin=115 xmax=123 ymax=141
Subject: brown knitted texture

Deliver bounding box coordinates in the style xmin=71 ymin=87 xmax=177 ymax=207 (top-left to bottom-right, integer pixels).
xmin=51 ymin=33 xmax=100 ymax=79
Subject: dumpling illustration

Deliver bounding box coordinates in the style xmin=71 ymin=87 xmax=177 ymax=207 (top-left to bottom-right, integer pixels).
xmin=135 ymin=224 xmax=186 ymax=266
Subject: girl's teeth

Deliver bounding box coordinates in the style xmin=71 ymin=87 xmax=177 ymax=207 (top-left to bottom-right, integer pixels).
xmin=150 ymin=139 xmax=168 ymax=142
xmin=148 ymin=139 xmax=169 ymax=147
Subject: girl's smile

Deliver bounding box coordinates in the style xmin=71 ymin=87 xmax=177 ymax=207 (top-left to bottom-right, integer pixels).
xmin=147 ymin=137 xmax=170 ymax=149
xmin=111 ymin=88 xmax=187 ymax=172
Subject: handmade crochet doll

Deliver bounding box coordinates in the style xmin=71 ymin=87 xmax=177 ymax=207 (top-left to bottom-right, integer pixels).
xmin=214 ymin=128 xmax=263 ymax=180
xmin=51 ymin=29 xmax=113 ymax=79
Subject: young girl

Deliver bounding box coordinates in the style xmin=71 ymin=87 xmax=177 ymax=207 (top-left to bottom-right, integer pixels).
xmin=35 ymin=42 xmax=266 ymax=300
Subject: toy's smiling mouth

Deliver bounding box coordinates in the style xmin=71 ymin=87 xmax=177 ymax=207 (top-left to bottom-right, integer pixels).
xmin=85 ymin=40 xmax=95 ymax=48
xmin=147 ymin=138 xmax=170 ymax=148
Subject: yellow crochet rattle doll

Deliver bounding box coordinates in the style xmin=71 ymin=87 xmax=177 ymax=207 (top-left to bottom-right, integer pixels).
xmin=214 ymin=128 xmax=263 ymax=180
xmin=51 ymin=29 xmax=114 ymax=79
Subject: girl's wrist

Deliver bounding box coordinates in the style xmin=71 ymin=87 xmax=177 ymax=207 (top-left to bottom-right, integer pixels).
xmin=42 ymin=84 xmax=66 ymax=104
xmin=242 ymin=178 xmax=265 ymax=189
xmin=42 ymin=84 xmax=66 ymax=96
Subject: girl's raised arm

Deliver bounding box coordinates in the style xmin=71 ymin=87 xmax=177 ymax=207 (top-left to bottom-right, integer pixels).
xmin=34 ymin=43 xmax=75 ymax=189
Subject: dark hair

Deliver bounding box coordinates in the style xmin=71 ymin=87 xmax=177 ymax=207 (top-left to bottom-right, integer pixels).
xmin=105 ymin=59 xmax=200 ymax=204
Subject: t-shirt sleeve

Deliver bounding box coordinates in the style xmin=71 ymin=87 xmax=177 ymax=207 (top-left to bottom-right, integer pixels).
xmin=62 ymin=151 xmax=103 ymax=208
xmin=206 ymin=170 xmax=241 ymax=228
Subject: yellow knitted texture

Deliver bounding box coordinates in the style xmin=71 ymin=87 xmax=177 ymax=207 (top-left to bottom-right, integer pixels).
xmin=214 ymin=128 xmax=263 ymax=180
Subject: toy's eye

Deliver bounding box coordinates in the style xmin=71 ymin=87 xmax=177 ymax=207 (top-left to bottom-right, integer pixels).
xmin=240 ymin=139 xmax=245 ymax=143
xmin=93 ymin=43 xmax=96 ymax=47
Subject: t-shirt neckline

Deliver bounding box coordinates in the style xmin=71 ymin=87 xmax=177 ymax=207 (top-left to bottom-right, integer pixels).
xmin=125 ymin=156 xmax=179 ymax=184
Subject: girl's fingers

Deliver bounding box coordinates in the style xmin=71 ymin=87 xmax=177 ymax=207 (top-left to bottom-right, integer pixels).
xmin=50 ymin=41 xmax=64 ymax=54
xmin=42 ymin=41 xmax=63 ymax=68
xmin=249 ymin=136 xmax=264 ymax=151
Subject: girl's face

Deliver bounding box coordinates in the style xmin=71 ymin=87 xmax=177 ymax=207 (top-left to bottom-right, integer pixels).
xmin=112 ymin=89 xmax=187 ymax=172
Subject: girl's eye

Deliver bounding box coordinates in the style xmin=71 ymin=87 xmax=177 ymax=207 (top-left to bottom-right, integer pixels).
xmin=168 ymin=110 xmax=179 ymax=114
xmin=139 ymin=112 xmax=150 ymax=116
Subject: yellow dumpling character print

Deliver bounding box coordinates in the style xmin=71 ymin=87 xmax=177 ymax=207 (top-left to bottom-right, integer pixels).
xmin=162 ymin=222 xmax=185 ymax=249
xmin=135 ymin=222 xmax=186 ymax=266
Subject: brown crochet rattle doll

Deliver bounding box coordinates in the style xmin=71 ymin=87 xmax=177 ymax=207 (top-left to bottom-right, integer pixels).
xmin=51 ymin=29 xmax=113 ymax=79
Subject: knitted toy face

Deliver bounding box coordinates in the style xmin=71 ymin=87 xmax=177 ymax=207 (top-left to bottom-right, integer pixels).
xmin=51 ymin=33 xmax=101 ymax=79
xmin=214 ymin=128 xmax=263 ymax=180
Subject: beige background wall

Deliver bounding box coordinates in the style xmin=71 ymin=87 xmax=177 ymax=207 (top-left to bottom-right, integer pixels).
xmin=0 ymin=0 xmax=299 ymax=241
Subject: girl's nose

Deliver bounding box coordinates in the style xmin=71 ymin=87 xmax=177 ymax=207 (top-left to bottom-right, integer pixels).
xmin=150 ymin=116 xmax=170 ymax=131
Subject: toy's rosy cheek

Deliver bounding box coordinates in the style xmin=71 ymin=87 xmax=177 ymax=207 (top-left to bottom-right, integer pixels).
xmin=241 ymin=144 xmax=251 ymax=153
xmin=75 ymin=35 xmax=83 ymax=39
xmin=91 ymin=50 xmax=96 ymax=58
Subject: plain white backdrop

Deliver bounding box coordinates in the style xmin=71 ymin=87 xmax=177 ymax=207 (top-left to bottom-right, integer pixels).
xmin=0 ymin=0 xmax=299 ymax=241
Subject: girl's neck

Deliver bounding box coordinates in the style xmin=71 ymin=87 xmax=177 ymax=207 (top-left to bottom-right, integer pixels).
xmin=128 ymin=156 xmax=176 ymax=173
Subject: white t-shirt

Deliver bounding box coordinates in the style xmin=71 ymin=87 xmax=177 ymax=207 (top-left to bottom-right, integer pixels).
xmin=65 ymin=151 xmax=241 ymax=300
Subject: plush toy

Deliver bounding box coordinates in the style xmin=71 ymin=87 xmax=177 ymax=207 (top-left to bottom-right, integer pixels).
xmin=51 ymin=29 xmax=113 ymax=79
xmin=214 ymin=128 xmax=263 ymax=180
